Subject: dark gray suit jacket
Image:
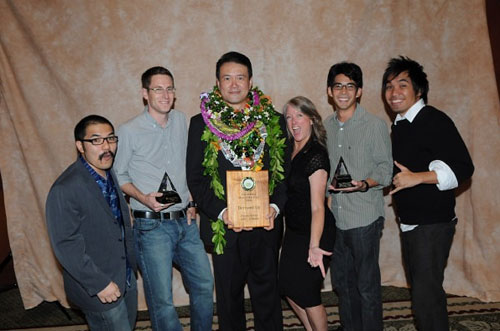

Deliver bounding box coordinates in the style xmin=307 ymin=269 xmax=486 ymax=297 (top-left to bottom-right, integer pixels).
xmin=46 ymin=159 xmax=136 ymax=312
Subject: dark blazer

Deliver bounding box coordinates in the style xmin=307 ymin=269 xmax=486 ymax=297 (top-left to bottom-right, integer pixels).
xmin=186 ymin=113 xmax=289 ymax=248
xmin=46 ymin=159 xmax=136 ymax=312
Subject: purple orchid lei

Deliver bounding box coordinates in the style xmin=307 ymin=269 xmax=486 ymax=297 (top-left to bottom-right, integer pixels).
xmin=200 ymin=89 xmax=259 ymax=141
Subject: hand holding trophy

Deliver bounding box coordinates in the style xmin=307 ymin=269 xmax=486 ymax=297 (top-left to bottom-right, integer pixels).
xmin=329 ymin=157 xmax=370 ymax=193
xmin=156 ymin=172 xmax=182 ymax=204
xmin=330 ymin=157 xmax=354 ymax=191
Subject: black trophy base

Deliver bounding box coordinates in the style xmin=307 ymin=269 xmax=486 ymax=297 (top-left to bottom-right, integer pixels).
xmin=155 ymin=191 xmax=181 ymax=204
xmin=333 ymin=175 xmax=354 ymax=189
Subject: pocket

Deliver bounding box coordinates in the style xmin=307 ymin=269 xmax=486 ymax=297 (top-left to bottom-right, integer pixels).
xmin=133 ymin=218 xmax=161 ymax=232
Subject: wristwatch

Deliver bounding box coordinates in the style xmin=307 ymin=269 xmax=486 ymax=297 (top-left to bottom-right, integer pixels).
xmin=187 ymin=201 xmax=198 ymax=208
xmin=360 ymin=180 xmax=370 ymax=192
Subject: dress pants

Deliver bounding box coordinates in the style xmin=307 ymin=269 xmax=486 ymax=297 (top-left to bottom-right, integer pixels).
xmin=401 ymin=219 xmax=457 ymax=331
xmin=212 ymin=227 xmax=283 ymax=331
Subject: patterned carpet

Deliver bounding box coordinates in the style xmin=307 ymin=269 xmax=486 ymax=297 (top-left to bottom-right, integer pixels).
xmin=1 ymin=287 xmax=499 ymax=330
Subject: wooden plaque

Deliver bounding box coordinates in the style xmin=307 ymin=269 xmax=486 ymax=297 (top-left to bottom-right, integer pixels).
xmin=226 ymin=170 xmax=270 ymax=228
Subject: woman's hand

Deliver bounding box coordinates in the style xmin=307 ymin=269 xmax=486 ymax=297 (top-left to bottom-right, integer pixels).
xmin=307 ymin=246 xmax=333 ymax=278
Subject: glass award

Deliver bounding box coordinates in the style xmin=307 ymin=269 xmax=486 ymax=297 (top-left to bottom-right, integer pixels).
xmin=156 ymin=172 xmax=181 ymax=204
xmin=331 ymin=156 xmax=354 ymax=189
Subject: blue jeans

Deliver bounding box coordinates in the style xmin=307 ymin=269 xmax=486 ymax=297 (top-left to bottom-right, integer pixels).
xmin=83 ymin=273 xmax=137 ymax=331
xmin=331 ymin=217 xmax=384 ymax=331
xmin=134 ymin=216 xmax=214 ymax=331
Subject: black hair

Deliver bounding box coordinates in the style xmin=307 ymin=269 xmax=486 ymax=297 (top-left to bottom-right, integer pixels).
xmin=74 ymin=115 xmax=114 ymax=141
xmin=327 ymin=62 xmax=363 ymax=89
xmin=382 ymin=56 xmax=429 ymax=103
xmin=216 ymin=51 xmax=253 ymax=79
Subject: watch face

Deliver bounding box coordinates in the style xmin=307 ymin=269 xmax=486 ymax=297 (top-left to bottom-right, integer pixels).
xmin=241 ymin=177 xmax=256 ymax=191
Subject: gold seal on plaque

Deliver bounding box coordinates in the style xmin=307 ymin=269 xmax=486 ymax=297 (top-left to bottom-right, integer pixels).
xmin=241 ymin=177 xmax=256 ymax=191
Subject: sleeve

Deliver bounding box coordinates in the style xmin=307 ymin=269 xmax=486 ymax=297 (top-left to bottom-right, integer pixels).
xmin=429 ymin=160 xmax=458 ymax=190
xmin=368 ymin=117 xmax=393 ymax=188
xmin=428 ymin=112 xmax=474 ymax=185
xmin=113 ymin=124 xmax=133 ymax=187
xmin=186 ymin=115 xmax=227 ymax=220
xmin=305 ymin=148 xmax=330 ymax=178
xmin=45 ymin=183 xmax=111 ymax=296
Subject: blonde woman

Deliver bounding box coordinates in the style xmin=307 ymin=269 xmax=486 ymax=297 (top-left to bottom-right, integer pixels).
xmin=279 ymin=96 xmax=335 ymax=331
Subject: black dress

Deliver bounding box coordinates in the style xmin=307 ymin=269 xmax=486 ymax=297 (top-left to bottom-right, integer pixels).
xmin=279 ymin=139 xmax=335 ymax=308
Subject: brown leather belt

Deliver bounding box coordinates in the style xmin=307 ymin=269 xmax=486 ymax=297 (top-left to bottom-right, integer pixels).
xmin=132 ymin=209 xmax=186 ymax=220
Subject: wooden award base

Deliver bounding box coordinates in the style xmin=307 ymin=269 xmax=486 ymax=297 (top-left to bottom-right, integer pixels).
xmin=226 ymin=170 xmax=270 ymax=228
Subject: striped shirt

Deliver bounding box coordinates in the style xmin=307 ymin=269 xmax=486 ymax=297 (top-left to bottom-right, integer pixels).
xmin=325 ymin=104 xmax=393 ymax=230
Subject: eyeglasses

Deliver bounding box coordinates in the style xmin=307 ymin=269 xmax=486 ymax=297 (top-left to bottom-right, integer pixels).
xmin=81 ymin=136 xmax=119 ymax=145
xmin=148 ymin=87 xmax=176 ymax=94
xmin=332 ymin=83 xmax=357 ymax=91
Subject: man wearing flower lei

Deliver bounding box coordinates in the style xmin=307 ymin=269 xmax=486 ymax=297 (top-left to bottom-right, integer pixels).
xmin=187 ymin=52 xmax=289 ymax=331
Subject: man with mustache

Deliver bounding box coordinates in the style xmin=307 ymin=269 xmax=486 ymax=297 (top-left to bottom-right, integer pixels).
xmin=113 ymin=66 xmax=213 ymax=331
xmin=383 ymin=56 xmax=474 ymax=331
xmin=46 ymin=115 xmax=137 ymax=330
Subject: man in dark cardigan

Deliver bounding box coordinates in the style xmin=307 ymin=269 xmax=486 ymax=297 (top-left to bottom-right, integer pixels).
xmin=383 ymin=56 xmax=474 ymax=331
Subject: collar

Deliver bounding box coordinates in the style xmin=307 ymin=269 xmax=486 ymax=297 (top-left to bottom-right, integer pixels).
xmin=143 ymin=106 xmax=172 ymax=129
xmin=335 ymin=103 xmax=366 ymax=124
xmin=79 ymin=155 xmax=108 ymax=181
xmin=394 ymin=99 xmax=425 ymax=124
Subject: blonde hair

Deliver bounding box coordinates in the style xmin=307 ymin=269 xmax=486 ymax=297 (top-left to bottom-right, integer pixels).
xmin=282 ymin=96 xmax=327 ymax=148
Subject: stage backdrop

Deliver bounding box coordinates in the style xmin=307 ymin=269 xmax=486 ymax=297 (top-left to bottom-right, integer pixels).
xmin=1 ymin=0 xmax=499 ymax=309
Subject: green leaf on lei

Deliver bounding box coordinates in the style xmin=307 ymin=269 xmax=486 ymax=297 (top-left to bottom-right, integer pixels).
xmin=211 ymin=219 xmax=226 ymax=255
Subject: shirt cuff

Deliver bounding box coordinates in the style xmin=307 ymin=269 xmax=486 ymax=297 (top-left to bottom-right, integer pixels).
xmin=217 ymin=208 xmax=226 ymax=220
xmin=400 ymin=223 xmax=419 ymax=232
xmin=429 ymin=160 xmax=458 ymax=191
xmin=270 ymin=203 xmax=280 ymax=216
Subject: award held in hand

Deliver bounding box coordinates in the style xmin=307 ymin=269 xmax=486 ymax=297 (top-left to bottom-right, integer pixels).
xmin=331 ymin=156 xmax=354 ymax=189
xmin=226 ymin=170 xmax=270 ymax=228
xmin=156 ymin=172 xmax=182 ymax=204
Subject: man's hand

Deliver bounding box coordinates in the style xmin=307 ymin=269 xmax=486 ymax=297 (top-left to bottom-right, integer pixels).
xmin=186 ymin=207 xmax=197 ymax=225
xmin=390 ymin=161 xmax=421 ymax=194
xmin=329 ymin=180 xmax=366 ymax=193
xmin=120 ymin=183 xmax=173 ymax=213
xmin=97 ymin=281 xmax=121 ymax=304
xmin=264 ymin=206 xmax=277 ymax=231
xmin=143 ymin=192 xmax=173 ymax=212
xmin=222 ymin=210 xmax=252 ymax=232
